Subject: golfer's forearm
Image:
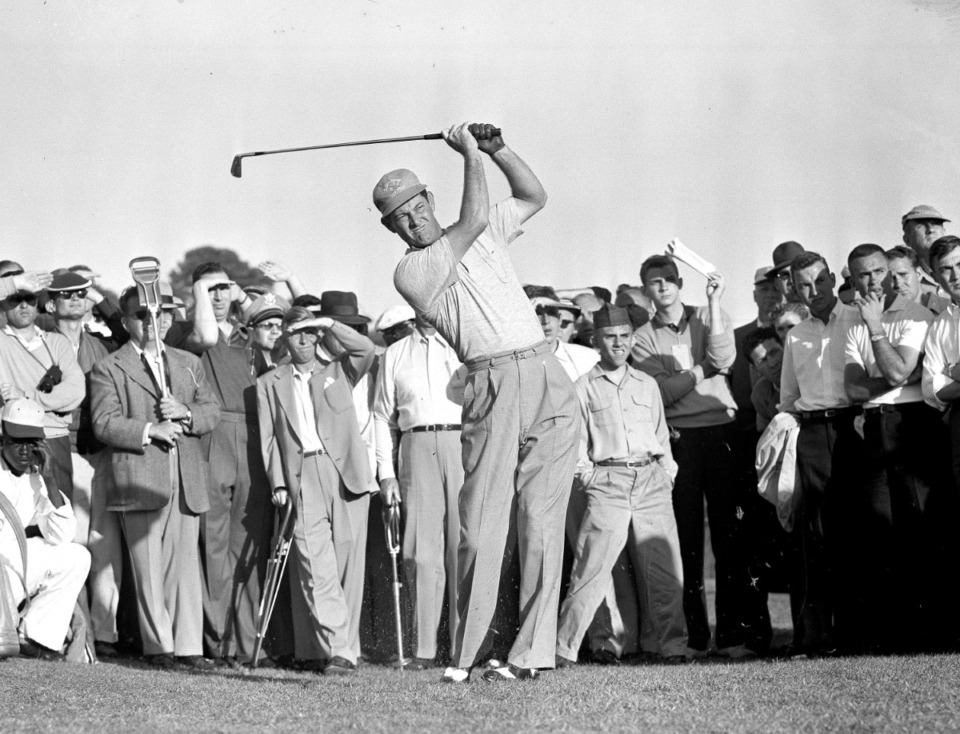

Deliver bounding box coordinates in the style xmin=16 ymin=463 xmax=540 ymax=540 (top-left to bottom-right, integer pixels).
xmin=458 ymin=151 xmax=489 ymax=235
xmin=491 ymin=146 xmax=547 ymax=211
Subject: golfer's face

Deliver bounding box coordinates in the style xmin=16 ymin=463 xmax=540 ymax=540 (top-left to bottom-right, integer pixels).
xmin=389 ymin=194 xmax=442 ymax=248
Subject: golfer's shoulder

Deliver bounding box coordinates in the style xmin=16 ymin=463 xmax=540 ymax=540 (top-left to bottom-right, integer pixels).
xmin=393 ymin=241 xmax=455 ymax=303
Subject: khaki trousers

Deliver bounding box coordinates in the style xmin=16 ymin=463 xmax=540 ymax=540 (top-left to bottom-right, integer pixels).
xmin=557 ymin=463 xmax=687 ymax=660
xmin=76 ymin=449 xmax=124 ymax=644
xmin=456 ymin=346 xmax=579 ymax=670
xmin=289 ymin=453 xmax=369 ymax=664
xmin=119 ymin=471 xmax=203 ymax=656
xmin=398 ymin=429 xmax=463 ymax=659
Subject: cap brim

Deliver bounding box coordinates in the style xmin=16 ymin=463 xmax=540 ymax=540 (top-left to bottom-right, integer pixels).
xmin=250 ymin=308 xmax=284 ymax=326
xmin=3 ymin=421 xmax=45 ymax=440
xmin=330 ymin=314 xmax=371 ymax=325
xmin=379 ymin=185 xmax=427 ymax=222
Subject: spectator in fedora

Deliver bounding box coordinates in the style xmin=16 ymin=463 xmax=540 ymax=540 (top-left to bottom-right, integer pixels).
xmin=770 ymin=241 xmax=805 ymax=304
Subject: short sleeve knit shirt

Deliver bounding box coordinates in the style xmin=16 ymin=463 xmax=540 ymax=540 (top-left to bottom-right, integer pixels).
xmin=393 ymin=198 xmax=544 ymax=362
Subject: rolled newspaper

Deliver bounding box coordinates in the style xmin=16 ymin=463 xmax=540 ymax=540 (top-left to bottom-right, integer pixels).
xmin=666 ymin=238 xmax=716 ymax=278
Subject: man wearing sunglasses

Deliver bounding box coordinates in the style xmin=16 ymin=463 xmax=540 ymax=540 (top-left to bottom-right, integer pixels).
xmin=0 ymin=277 xmax=84 ymax=522
xmin=90 ymin=286 xmax=221 ymax=670
xmin=44 ymin=271 xmax=128 ymax=658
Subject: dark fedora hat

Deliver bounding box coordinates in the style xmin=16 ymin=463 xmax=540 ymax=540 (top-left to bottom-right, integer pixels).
xmin=318 ymin=290 xmax=370 ymax=325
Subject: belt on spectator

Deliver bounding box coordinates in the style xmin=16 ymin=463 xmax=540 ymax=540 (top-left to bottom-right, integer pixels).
xmin=596 ymin=457 xmax=656 ymax=468
xmin=799 ymin=407 xmax=858 ymax=423
xmin=408 ymin=424 xmax=462 ymax=433
xmin=465 ymin=341 xmax=550 ymax=373
xmin=860 ymin=404 xmax=901 ymax=416
xmin=303 ymin=448 xmax=326 ymax=457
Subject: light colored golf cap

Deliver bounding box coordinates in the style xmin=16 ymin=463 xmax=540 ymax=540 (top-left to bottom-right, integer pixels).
xmin=2 ymin=397 xmax=46 ymax=439
xmin=902 ymin=205 xmax=949 ymax=226
xmin=753 ymin=266 xmax=774 ymax=285
xmin=374 ymin=304 xmax=416 ymax=332
xmin=529 ymin=296 xmax=566 ymax=311
xmin=373 ymin=169 xmax=427 ymax=221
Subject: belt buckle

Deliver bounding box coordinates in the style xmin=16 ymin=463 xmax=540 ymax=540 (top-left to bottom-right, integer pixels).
xmin=823 ymin=409 xmax=837 ymax=418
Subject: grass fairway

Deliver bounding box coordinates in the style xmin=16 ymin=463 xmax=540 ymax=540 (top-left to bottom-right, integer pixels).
xmin=3 ymin=652 xmax=960 ymax=733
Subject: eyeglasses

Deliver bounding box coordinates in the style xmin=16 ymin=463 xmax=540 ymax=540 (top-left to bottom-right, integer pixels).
xmin=54 ymin=289 xmax=88 ymax=301
xmin=5 ymin=293 xmax=38 ymax=306
xmin=131 ymin=309 xmax=174 ymax=321
xmin=559 ymin=319 xmax=575 ymax=329
xmin=255 ymin=321 xmax=283 ymax=332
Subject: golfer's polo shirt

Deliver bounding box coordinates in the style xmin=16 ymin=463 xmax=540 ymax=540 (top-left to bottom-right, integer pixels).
xmin=575 ymin=364 xmax=678 ymax=480
xmin=393 ymin=198 xmax=544 ymax=363
xmin=779 ymin=300 xmax=859 ymax=413
xmin=844 ymin=295 xmax=933 ymax=406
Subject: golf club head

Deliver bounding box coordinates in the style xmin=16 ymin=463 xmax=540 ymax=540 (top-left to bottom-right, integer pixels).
xmin=231 ymin=155 xmax=242 ymax=178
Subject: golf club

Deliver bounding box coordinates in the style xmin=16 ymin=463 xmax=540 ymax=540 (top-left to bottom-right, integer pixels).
xmin=230 ymin=128 xmax=500 ymax=178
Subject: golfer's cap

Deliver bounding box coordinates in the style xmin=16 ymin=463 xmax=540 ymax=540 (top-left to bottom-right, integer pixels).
xmin=48 ymin=271 xmax=91 ymax=292
xmin=902 ymin=205 xmax=950 ymax=226
xmin=244 ymin=293 xmax=290 ymax=326
xmin=753 ymin=266 xmax=774 ymax=285
xmin=2 ymin=398 xmax=46 ymax=440
xmin=374 ymin=304 xmax=416 ymax=332
xmin=373 ymin=169 xmax=427 ymax=221
xmin=770 ymin=241 xmax=805 ymax=273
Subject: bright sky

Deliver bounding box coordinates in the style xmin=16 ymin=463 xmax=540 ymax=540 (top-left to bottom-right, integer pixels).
xmin=3 ymin=0 xmax=959 ymax=324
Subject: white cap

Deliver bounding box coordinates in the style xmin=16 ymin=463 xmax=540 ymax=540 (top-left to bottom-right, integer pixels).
xmin=374 ymin=304 xmax=416 ymax=332
xmin=1 ymin=398 xmax=46 ymax=439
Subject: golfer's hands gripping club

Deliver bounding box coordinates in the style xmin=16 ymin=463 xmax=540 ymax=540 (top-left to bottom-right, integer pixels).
xmin=442 ymin=122 xmax=503 ymax=158
xmin=379 ymin=478 xmax=401 ymax=507
xmin=468 ymin=122 xmax=504 ymax=156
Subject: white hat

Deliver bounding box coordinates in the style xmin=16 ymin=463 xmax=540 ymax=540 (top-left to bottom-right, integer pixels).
xmin=1 ymin=398 xmax=45 ymax=439
xmin=374 ymin=304 xmax=416 ymax=332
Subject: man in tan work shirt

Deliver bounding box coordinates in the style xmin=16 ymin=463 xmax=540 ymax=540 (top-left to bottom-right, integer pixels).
xmin=557 ymin=304 xmax=687 ymax=665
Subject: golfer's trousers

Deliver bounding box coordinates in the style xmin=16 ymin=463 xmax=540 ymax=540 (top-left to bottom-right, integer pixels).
xmin=289 ymin=453 xmax=369 ymax=665
xmin=398 ymin=429 xmax=463 ymax=660
xmin=557 ymin=463 xmax=687 ymax=660
xmin=454 ymin=343 xmax=579 ymax=670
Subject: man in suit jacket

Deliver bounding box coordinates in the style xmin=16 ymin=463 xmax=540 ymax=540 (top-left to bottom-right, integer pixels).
xmin=257 ymin=306 xmax=376 ymax=675
xmin=90 ymin=286 xmax=221 ymax=669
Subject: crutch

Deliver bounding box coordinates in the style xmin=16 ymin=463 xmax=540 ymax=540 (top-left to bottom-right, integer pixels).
xmin=250 ymin=497 xmax=293 ymax=668
xmin=128 ymin=256 xmax=170 ymax=399
xmin=382 ymin=499 xmax=408 ymax=669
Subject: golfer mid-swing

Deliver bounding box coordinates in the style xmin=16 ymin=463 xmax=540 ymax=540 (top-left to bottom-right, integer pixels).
xmin=373 ymin=122 xmax=579 ymax=682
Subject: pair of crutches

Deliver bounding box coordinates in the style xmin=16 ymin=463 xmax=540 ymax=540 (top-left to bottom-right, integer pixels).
xmin=250 ymin=496 xmax=408 ymax=669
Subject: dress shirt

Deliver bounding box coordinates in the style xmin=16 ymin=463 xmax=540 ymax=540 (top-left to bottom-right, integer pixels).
xmin=779 ymin=300 xmax=860 ymax=413
xmin=844 ymin=295 xmax=933 ymax=406
xmin=373 ymin=330 xmax=466 ymax=480
xmin=554 ymin=340 xmax=600 ymax=382
xmin=292 ymin=367 xmax=325 ymax=453
xmin=130 ymin=342 xmax=171 ymax=447
xmin=922 ymin=301 xmax=960 ymax=411
xmin=575 ymin=363 xmax=678 ymax=481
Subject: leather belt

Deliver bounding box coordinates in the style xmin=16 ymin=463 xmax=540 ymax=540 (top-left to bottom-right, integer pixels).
xmin=860 ymin=404 xmax=901 ymax=416
xmin=465 ymin=341 xmax=550 ymax=373
xmin=408 ymin=424 xmax=462 ymax=433
xmin=303 ymin=448 xmax=326 ymax=457
xmin=596 ymin=457 xmax=656 ymax=468
xmin=799 ymin=407 xmax=858 ymax=423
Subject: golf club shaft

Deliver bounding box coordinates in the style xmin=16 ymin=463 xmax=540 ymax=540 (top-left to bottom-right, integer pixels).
xmin=231 ymin=128 xmax=500 ymax=177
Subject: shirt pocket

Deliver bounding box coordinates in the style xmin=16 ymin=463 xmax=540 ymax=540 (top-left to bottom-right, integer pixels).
xmin=628 ymin=393 xmax=654 ymax=423
xmin=589 ymin=400 xmax=618 ymax=427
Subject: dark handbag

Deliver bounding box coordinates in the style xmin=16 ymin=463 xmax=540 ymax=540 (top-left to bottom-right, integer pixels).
xmin=0 ymin=490 xmax=29 ymax=658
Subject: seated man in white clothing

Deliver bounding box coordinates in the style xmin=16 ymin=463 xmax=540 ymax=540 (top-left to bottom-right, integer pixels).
xmin=0 ymin=398 xmax=90 ymax=660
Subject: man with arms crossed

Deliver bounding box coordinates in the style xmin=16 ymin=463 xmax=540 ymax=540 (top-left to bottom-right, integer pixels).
xmin=373 ymin=122 xmax=579 ymax=682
